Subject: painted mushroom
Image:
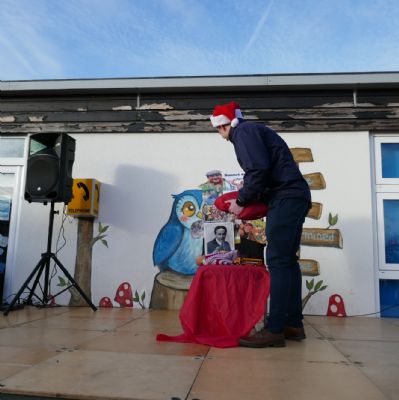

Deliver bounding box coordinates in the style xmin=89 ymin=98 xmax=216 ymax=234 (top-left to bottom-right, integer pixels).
xmin=114 ymin=282 xmax=134 ymax=308
xmin=327 ymin=294 xmax=347 ymax=317
xmin=99 ymin=297 xmax=113 ymax=308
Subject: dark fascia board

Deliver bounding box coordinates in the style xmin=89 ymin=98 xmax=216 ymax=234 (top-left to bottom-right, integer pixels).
xmin=1 ymin=72 xmax=399 ymax=96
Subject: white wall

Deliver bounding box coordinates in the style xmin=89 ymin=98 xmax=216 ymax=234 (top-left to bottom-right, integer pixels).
xmin=11 ymin=130 xmax=377 ymax=315
xmin=281 ymin=131 xmax=376 ymax=316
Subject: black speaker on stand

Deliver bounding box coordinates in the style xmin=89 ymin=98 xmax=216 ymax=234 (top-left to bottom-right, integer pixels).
xmin=4 ymin=133 xmax=97 ymax=315
xmin=25 ymin=133 xmax=75 ymax=204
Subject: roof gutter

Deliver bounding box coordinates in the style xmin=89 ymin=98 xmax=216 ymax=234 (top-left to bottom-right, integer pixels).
xmin=1 ymin=72 xmax=399 ymax=95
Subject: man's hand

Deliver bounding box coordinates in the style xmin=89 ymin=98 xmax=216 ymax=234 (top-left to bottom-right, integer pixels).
xmin=226 ymin=199 xmax=244 ymax=216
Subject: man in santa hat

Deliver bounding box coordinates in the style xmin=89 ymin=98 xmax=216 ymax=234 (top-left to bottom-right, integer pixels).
xmin=210 ymin=101 xmax=311 ymax=348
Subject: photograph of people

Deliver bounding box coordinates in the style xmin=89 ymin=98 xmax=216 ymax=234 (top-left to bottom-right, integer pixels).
xmin=204 ymin=222 xmax=234 ymax=255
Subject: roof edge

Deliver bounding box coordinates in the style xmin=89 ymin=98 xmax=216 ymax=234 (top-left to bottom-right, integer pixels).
xmin=1 ymin=72 xmax=399 ymax=94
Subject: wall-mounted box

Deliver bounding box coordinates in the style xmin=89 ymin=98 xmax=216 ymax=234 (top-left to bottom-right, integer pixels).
xmin=67 ymin=179 xmax=100 ymax=218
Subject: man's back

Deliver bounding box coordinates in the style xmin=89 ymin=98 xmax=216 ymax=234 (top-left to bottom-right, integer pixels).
xmin=230 ymin=121 xmax=311 ymax=204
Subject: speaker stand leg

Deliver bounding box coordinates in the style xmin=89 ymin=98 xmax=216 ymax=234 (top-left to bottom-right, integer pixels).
xmin=51 ymin=254 xmax=97 ymax=311
xmin=4 ymin=202 xmax=97 ymax=315
xmin=3 ymin=256 xmax=48 ymax=316
xmin=25 ymin=254 xmax=51 ymax=306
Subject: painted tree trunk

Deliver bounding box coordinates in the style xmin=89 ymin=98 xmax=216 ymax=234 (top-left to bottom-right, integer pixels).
xmin=69 ymin=217 xmax=94 ymax=306
xmin=150 ymin=271 xmax=193 ymax=310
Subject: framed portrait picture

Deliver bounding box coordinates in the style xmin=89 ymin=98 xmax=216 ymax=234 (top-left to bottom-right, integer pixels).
xmin=204 ymin=221 xmax=235 ymax=255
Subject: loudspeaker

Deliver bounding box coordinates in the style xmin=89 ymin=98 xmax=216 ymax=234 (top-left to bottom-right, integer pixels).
xmin=24 ymin=133 xmax=76 ymax=203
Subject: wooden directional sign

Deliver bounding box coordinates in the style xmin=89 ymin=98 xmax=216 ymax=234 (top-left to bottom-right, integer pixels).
xmin=299 ymin=259 xmax=320 ymax=276
xmin=307 ymin=202 xmax=323 ymax=220
xmin=301 ymin=228 xmax=343 ymax=248
xmin=290 ymin=148 xmax=343 ymax=278
xmin=290 ymin=148 xmax=313 ymax=163
xmin=303 ymin=172 xmax=326 ymax=190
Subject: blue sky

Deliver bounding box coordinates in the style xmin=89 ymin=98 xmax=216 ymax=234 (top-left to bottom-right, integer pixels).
xmin=1 ymin=0 xmax=399 ymax=80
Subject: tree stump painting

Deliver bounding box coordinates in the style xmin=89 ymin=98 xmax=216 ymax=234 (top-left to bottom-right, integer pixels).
xmin=150 ymin=271 xmax=193 ymax=310
xmin=291 ymin=148 xmax=343 ymax=277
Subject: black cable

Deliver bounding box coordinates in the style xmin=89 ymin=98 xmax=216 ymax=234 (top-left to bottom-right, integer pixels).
xmin=1 ymin=289 xmax=36 ymax=310
xmin=307 ymin=303 xmax=399 ymax=318
xmin=56 ymin=205 xmax=69 ymax=255
xmin=49 ymin=205 xmax=69 ymax=286
xmin=348 ymin=303 xmax=399 ymax=317
xmin=3 ymin=290 xmax=30 ymax=304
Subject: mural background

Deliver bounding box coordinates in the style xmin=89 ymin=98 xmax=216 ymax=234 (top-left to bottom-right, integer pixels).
xmin=6 ymin=131 xmax=377 ymax=316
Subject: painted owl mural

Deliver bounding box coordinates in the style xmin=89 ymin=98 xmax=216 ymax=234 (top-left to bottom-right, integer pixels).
xmin=153 ymin=190 xmax=203 ymax=275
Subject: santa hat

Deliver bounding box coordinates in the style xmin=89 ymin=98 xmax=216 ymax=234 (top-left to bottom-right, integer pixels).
xmin=210 ymin=101 xmax=243 ymax=128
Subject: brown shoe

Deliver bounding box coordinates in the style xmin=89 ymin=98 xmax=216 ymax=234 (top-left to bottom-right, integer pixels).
xmin=283 ymin=326 xmax=306 ymax=341
xmin=239 ymin=329 xmax=286 ymax=348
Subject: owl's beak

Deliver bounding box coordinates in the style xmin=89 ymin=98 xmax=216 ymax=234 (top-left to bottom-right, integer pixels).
xmin=196 ymin=211 xmax=203 ymax=219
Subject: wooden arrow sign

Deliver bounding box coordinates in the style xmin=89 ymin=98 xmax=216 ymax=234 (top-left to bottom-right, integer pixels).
xmin=307 ymin=202 xmax=323 ymax=220
xmin=303 ymin=172 xmax=326 ymax=190
xmin=301 ymin=228 xmax=343 ymax=248
xmin=290 ymin=148 xmax=313 ymax=163
xmin=299 ymin=259 xmax=320 ymax=276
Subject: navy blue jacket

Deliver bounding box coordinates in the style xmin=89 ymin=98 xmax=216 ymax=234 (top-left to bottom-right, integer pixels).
xmin=229 ymin=121 xmax=311 ymax=207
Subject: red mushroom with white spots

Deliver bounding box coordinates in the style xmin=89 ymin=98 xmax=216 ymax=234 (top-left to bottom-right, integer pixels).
xmin=99 ymin=297 xmax=113 ymax=308
xmin=114 ymin=282 xmax=134 ymax=308
xmin=327 ymin=294 xmax=347 ymax=317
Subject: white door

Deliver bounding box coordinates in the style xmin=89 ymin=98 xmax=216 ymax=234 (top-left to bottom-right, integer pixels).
xmin=0 ymin=136 xmax=26 ymax=303
xmin=0 ymin=166 xmax=24 ymax=302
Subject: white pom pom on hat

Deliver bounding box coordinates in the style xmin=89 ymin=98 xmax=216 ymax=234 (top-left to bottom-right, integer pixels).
xmin=210 ymin=101 xmax=243 ymax=128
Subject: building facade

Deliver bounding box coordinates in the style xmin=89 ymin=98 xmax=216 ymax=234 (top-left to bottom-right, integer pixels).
xmin=1 ymin=72 xmax=399 ymax=316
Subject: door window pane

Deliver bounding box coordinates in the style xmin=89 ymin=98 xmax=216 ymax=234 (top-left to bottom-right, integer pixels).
xmin=0 ymin=136 xmax=25 ymax=158
xmin=381 ymin=143 xmax=399 ymax=178
xmin=0 ymin=138 xmax=24 ymax=158
xmin=0 ymin=172 xmax=15 ymax=300
xmin=383 ymin=199 xmax=399 ymax=263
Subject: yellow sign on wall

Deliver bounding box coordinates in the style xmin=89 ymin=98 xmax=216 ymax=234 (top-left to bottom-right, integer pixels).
xmin=67 ymin=178 xmax=101 ymax=218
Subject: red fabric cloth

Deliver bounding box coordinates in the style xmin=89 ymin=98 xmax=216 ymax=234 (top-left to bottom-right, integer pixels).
xmin=156 ymin=264 xmax=270 ymax=348
xmin=214 ymin=191 xmax=268 ymax=220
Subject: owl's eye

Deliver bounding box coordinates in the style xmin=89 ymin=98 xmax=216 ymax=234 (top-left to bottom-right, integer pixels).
xmin=182 ymin=201 xmax=196 ymax=217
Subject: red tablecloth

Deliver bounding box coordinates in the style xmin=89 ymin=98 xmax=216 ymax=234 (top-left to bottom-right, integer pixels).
xmin=156 ymin=264 xmax=270 ymax=348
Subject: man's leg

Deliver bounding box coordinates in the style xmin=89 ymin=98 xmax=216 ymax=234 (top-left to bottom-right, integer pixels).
xmin=286 ymin=207 xmax=307 ymax=324
xmin=266 ymin=198 xmax=309 ymax=334
xmin=239 ymin=198 xmax=308 ymax=348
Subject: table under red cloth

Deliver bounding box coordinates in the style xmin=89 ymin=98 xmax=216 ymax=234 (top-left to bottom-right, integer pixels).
xmin=156 ymin=264 xmax=270 ymax=348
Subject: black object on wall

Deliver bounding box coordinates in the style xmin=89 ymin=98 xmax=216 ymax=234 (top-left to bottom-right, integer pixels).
xmin=24 ymin=133 xmax=76 ymax=203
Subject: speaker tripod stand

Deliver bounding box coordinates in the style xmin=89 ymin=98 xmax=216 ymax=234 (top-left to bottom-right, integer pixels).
xmin=3 ymin=202 xmax=97 ymax=315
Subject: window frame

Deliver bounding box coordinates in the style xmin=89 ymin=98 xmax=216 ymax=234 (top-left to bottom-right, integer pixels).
xmin=374 ymin=136 xmax=399 ymax=185
xmin=376 ymin=192 xmax=399 ymax=271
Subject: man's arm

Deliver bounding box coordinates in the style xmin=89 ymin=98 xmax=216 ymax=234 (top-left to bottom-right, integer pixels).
xmin=233 ymin=126 xmax=270 ymax=205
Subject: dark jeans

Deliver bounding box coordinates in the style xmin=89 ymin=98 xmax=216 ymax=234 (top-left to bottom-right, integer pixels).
xmin=265 ymin=198 xmax=309 ymax=333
